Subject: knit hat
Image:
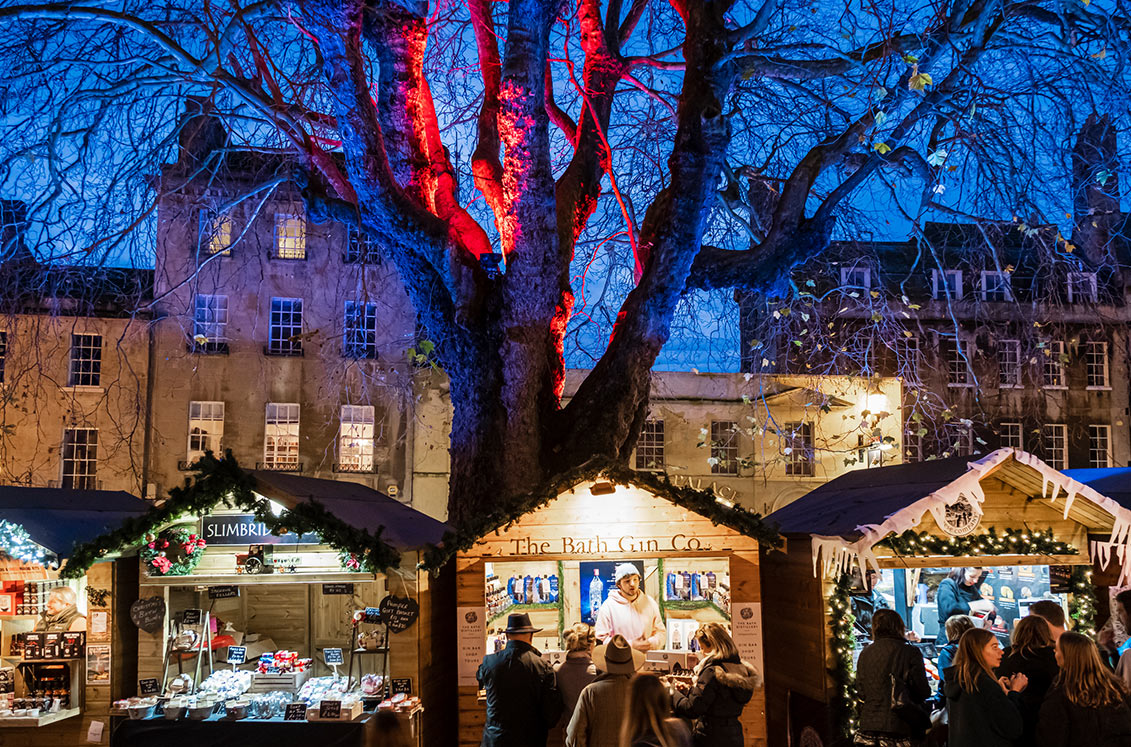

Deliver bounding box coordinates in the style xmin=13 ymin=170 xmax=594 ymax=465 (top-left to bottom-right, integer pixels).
xmin=614 ymin=563 xmax=642 ymax=584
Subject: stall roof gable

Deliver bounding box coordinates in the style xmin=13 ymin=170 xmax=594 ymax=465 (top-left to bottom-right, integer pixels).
xmin=0 ymin=486 xmax=150 ymax=557
xmin=1063 ymin=468 xmax=1131 ymax=511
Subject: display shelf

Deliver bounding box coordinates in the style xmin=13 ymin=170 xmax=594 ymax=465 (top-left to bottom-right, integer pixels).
xmin=0 ymin=706 xmax=81 ymax=728
xmin=6 ymin=657 xmax=84 ymax=664
xmin=661 ymin=600 xmax=729 ymax=618
xmin=350 ymin=647 xmax=390 ymax=654
xmin=141 ymin=572 xmax=373 ymax=587
xmin=487 ymin=602 xmax=560 ymax=626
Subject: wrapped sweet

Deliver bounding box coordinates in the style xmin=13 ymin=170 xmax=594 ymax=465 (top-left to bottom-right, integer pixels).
xmin=360 ymin=673 xmax=383 ymax=696
xmin=199 ymin=669 xmax=252 ymax=700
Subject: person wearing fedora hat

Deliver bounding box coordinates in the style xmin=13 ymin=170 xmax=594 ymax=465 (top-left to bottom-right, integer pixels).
xmin=595 ymin=563 xmax=665 ymax=653
xmin=565 ymin=634 xmax=645 ymax=747
xmin=477 ymin=612 xmax=564 ymax=746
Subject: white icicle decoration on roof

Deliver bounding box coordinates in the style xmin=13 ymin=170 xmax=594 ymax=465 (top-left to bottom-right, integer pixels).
xmin=808 ymin=449 xmax=1131 ymax=586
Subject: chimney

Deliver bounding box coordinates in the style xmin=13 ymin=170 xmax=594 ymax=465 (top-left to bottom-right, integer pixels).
xmin=177 ymin=95 xmax=228 ymax=167
xmin=1071 ymin=113 xmax=1121 ymax=266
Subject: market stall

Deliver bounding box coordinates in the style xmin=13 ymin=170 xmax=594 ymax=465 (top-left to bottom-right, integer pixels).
xmin=59 ymin=457 xmax=455 ymax=747
xmin=762 ymin=448 xmax=1131 ymax=747
xmin=431 ymin=469 xmax=779 ymax=747
xmin=0 ymin=486 xmax=149 ymax=746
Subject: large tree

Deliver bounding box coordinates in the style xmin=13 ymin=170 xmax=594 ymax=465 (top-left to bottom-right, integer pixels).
xmin=0 ymin=0 xmax=1127 ymax=524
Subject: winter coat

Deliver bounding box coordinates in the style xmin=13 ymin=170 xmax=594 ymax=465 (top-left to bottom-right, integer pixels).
xmin=629 ymin=719 xmax=693 ymax=747
xmin=565 ymin=673 xmax=633 ymax=747
xmin=996 ymin=645 xmax=1058 ymax=745
xmin=934 ymin=642 xmax=959 ymax=709
xmin=671 ymin=655 xmax=761 ymax=747
xmin=855 ymin=636 xmax=931 ymax=736
xmin=549 ymin=653 xmax=598 ymax=747
xmin=936 ymin=578 xmax=982 ymax=644
xmin=1036 ymin=685 xmax=1131 ymax=747
xmin=478 ymin=639 xmax=564 ymax=747
xmin=594 ymin=590 xmax=665 ymax=649
xmin=943 ymin=667 xmax=1023 ymax=747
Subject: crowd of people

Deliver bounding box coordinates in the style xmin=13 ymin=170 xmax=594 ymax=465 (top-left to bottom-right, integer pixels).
xmin=855 ymin=590 xmax=1131 ymax=747
xmin=476 ymin=611 xmax=758 ymax=747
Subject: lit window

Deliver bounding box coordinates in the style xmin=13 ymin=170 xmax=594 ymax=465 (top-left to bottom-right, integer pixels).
xmin=1042 ymin=424 xmax=1067 ymax=470
xmin=268 ymin=297 xmax=303 ymax=355
xmin=1042 ymin=340 xmax=1067 ymax=388
xmin=1067 ymin=272 xmax=1098 ymax=303
xmin=345 ymin=226 xmax=379 ymax=264
xmin=840 ymin=266 xmax=871 ymax=291
xmin=997 ymin=340 xmax=1021 ymax=388
xmin=980 ymin=271 xmax=1013 ymax=302
xmin=710 ymin=421 xmax=739 ymax=475
xmin=0 ymin=331 xmax=7 ymax=384
xmin=199 ymin=209 xmax=233 ymax=256
xmin=945 ymin=339 xmax=972 ymax=387
xmin=264 ymin=403 xmax=300 ymax=469
xmin=338 ymin=405 xmax=376 ymax=473
xmin=193 ymin=294 xmax=228 ymax=352
xmin=786 ymin=422 xmax=815 ymax=475
xmin=187 ymin=401 xmax=224 ymax=464
xmin=999 ymin=422 xmax=1023 ymax=451
xmin=274 ymin=211 xmax=306 ymax=260
xmin=932 ymin=269 xmax=963 ymax=300
xmin=62 ymin=428 xmax=98 ymax=489
xmin=635 ymin=420 xmax=665 ymax=471
xmin=69 ymin=334 xmax=102 ymax=387
xmin=1089 ymin=425 xmax=1112 ymax=469
xmin=1085 ymin=341 xmax=1109 ymax=388
xmin=343 ymin=301 xmax=378 ymax=359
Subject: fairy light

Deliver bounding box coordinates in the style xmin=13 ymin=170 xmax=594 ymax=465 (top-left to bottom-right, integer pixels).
xmin=0 ymin=520 xmax=46 ymax=565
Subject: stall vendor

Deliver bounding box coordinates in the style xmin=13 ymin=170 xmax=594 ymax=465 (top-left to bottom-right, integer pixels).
xmin=35 ymin=586 xmax=86 ymax=632
xmin=595 ymin=563 xmax=665 ymax=652
xmin=936 ymin=567 xmax=994 ymax=643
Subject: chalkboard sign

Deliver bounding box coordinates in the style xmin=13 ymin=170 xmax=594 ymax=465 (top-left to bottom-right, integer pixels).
xmin=391 ymin=678 xmax=412 ymax=695
xmin=209 ymin=586 xmax=240 ymax=599
xmin=322 ymin=583 xmax=354 ymax=595
xmin=129 ymin=596 xmax=166 ymax=634
xmin=318 ymin=700 xmax=342 ymax=719
xmin=359 ymin=607 xmax=381 ymax=624
xmin=227 ymin=646 xmax=247 ymax=665
xmin=1050 ymin=565 xmax=1072 ymax=594
xmin=284 ymin=702 xmax=307 ymax=721
xmin=379 ymin=595 xmax=420 ymax=633
xmin=138 ymin=678 xmax=160 ymax=695
xmin=323 ymin=647 xmax=344 ymax=666
xmin=182 ymin=609 xmax=202 ymax=625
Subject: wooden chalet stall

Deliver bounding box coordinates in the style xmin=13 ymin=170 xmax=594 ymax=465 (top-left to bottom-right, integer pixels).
xmin=1063 ymin=467 xmax=1131 ymax=637
xmin=0 ymin=487 xmax=149 ymax=747
xmin=762 ymin=449 xmax=1131 ymax=747
xmin=450 ymin=473 xmax=777 ymax=747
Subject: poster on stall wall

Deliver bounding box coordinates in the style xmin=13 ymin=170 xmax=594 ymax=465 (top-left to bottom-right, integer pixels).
xmin=730 ymin=602 xmax=764 ymax=676
xmin=86 ymin=644 xmax=110 ymax=684
xmin=457 ymin=607 xmax=486 ymax=686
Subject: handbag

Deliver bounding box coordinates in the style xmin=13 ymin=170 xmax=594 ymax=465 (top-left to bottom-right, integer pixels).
xmin=890 ymin=669 xmax=931 ymax=735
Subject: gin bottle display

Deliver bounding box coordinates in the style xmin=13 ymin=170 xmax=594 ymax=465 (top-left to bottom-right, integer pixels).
xmin=588 ymin=569 xmax=604 ymax=614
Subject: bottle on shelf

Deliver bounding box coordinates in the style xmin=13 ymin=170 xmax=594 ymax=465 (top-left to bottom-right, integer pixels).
xmin=588 ymin=569 xmax=603 ymax=615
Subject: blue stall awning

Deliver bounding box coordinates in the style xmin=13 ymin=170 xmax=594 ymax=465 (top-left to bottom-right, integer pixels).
xmin=0 ymin=486 xmax=151 ymax=557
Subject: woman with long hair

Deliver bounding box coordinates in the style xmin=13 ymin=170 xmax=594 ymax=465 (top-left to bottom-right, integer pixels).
xmin=936 ymin=568 xmax=994 ymax=644
xmin=619 ymin=673 xmax=690 ymax=747
xmin=944 ymin=628 xmax=1027 ymax=747
xmin=996 ymin=614 xmax=1058 ymax=743
xmin=550 ymin=622 xmax=598 ymax=747
xmin=854 ymin=609 xmax=931 ymax=746
xmin=670 ymin=622 xmax=760 ymax=747
xmin=1036 ymin=631 xmax=1131 ymax=746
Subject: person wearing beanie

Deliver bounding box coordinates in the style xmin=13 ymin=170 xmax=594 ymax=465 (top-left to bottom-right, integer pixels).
xmin=594 ymin=563 xmax=665 ymax=652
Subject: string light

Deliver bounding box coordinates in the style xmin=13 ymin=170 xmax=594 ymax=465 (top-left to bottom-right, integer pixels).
xmin=0 ymin=520 xmax=46 ymax=565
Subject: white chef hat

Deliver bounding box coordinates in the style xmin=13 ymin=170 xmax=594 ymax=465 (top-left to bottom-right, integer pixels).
xmin=614 ymin=563 xmax=641 ymax=584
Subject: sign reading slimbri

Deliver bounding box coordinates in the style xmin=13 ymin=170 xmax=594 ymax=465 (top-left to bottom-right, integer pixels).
xmin=201 ymin=515 xmax=320 ymax=546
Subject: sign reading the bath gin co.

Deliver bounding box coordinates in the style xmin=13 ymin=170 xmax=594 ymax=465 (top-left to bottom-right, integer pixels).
xmin=506 ymin=534 xmax=714 ymax=555
xmin=201 ymin=515 xmax=320 ymax=545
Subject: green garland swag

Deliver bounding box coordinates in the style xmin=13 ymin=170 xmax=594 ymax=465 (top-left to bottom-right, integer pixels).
xmin=828 ymin=573 xmax=858 ymax=740
xmin=141 ymin=526 xmax=206 ymax=576
xmin=420 ymin=460 xmax=782 ymax=571
xmin=62 ymin=451 xmax=401 ymax=578
xmin=876 ymin=527 xmax=1077 ymax=557
xmin=1069 ymin=566 xmax=1097 ymax=636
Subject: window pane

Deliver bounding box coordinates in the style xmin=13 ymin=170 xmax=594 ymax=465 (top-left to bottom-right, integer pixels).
xmin=69 ymin=334 xmax=102 ymax=387
xmin=62 ymin=428 xmax=98 ymax=489
xmin=1042 ymin=424 xmax=1067 ymax=469
xmin=264 ymin=403 xmax=300 ymax=467
xmin=785 ymin=422 xmax=814 ymax=476
xmin=1042 ymin=341 xmax=1066 ymax=387
xmin=998 ymin=340 xmax=1021 ymax=387
xmin=1086 ymin=341 xmax=1109 ymax=388
xmin=339 ymin=405 xmax=376 ymax=472
xmin=268 ymin=298 xmax=303 ymax=354
xmin=187 ymin=401 xmax=225 ymax=462
xmin=274 ymin=212 xmax=306 ymax=259
xmin=343 ymin=301 xmax=379 ymax=359
xmin=635 ymin=420 xmax=665 ymax=471
xmin=1089 ymin=425 xmax=1111 ymax=468
xmin=710 ymin=421 xmax=739 ymax=475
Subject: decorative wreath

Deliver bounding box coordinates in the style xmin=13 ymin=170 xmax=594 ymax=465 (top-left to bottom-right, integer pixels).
xmin=339 ymin=551 xmax=363 ymax=573
xmin=141 ymin=527 xmax=206 ymax=577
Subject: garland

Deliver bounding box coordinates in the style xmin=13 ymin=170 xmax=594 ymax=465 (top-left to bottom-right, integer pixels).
xmin=828 ymin=573 xmax=858 ymax=740
xmin=0 ymin=520 xmax=47 ymax=565
xmin=420 ymin=460 xmax=782 ymax=570
xmin=1069 ymin=566 xmax=1097 ymax=636
xmin=140 ymin=527 xmax=206 ymax=577
xmin=62 ymin=451 xmax=401 ymax=578
xmin=877 ymin=527 xmax=1076 ymax=557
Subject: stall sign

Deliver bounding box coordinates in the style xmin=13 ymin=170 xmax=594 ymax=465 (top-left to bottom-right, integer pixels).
xmin=457 ymin=607 xmax=486 ymax=686
xmin=129 ymin=597 xmax=165 ymax=634
xmin=931 ymin=494 xmax=982 ymax=537
xmin=209 ymin=585 xmax=240 ymax=599
xmin=323 ymin=648 xmax=344 ymax=666
xmin=319 ymin=700 xmax=342 ymax=719
xmin=322 ymin=583 xmax=354 ymax=595
xmin=138 ymin=678 xmax=160 ymax=695
xmin=182 ymin=609 xmax=202 ymax=625
xmin=503 ymin=533 xmax=715 ymax=556
xmin=731 ymin=602 xmax=765 ymax=676
xmin=201 ymin=515 xmax=320 ymax=546
xmin=227 ymin=646 xmax=247 ymax=665
xmin=379 ymin=595 xmax=420 ymax=633
xmin=391 ymin=678 xmax=412 ymax=695
xmin=284 ymin=702 xmax=307 ymax=720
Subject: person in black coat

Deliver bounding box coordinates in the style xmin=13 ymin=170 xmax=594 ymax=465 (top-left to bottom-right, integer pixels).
xmin=936 ymin=568 xmax=992 ymax=644
xmin=854 ymin=609 xmax=931 ymax=744
xmin=996 ymin=614 xmax=1058 ymax=744
xmin=670 ymin=622 xmax=760 ymax=747
xmin=944 ymin=627 xmax=1027 ymax=747
xmin=477 ymin=613 xmax=564 ymax=747
xmin=1037 ymin=631 xmax=1131 ymax=747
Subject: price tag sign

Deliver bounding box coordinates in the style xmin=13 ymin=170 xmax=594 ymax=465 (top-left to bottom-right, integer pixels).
xmin=182 ymin=609 xmax=202 ymax=625
xmin=321 ymin=583 xmax=354 ymax=595
xmin=227 ymin=646 xmax=246 ymax=665
xmin=284 ymin=702 xmax=307 ymax=721
xmin=138 ymin=678 xmax=160 ymax=695
xmin=318 ymin=700 xmax=342 ymax=719
xmin=360 ymin=607 xmax=381 ymax=624
xmin=323 ymin=647 xmax=344 ymax=666
xmin=391 ymin=678 xmax=412 ymax=695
